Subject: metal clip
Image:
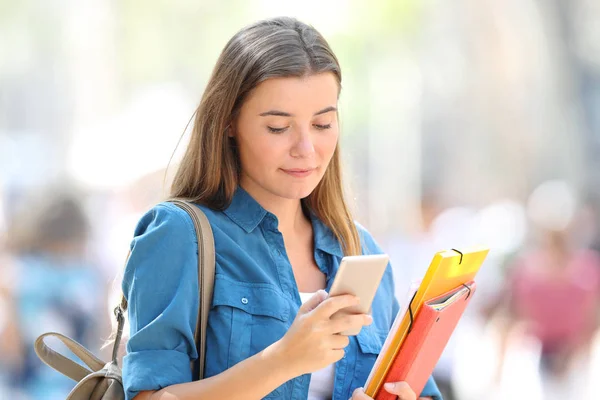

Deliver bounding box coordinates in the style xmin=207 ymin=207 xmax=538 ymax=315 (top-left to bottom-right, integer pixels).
xmin=114 ymin=306 xmax=124 ymax=324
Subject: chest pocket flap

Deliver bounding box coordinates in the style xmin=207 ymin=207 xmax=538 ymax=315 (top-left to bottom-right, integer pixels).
xmin=211 ymin=274 xmax=290 ymax=322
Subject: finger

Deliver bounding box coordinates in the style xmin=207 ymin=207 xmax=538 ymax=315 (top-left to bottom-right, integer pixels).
xmin=351 ymin=387 xmax=372 ymax=399
xmin=330 ymin=349 xmax=345 ymax=363
xmin=383 ymin=382 xmax=416 ymax=400
xmin=298 ymin=290 xmax=328 ymax=314
xmin=312 ymin=294 xmax=359 ymax=319
xmin=328 ymin=333 xmax=350 ymax=350
xmin=328 ymin=313 xmax=373 ymax=334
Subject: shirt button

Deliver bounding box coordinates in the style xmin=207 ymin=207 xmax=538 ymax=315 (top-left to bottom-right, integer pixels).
xmin=241 ymin=297 xmax=249 ymax=305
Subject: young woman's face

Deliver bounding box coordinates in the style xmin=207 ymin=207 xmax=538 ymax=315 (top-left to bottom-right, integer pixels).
xmin=233 ymin=72 xmax=339 ymax=202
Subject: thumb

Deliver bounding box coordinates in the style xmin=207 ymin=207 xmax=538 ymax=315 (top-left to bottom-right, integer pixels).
xmin=383 ymin=382 xmax=415 ymax=399
xmin=298 ymin=290 xmax=328 ymax=314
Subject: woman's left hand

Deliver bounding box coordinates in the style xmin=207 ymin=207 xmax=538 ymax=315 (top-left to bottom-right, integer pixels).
xmin=350 ymin=382 xmax=433 ymax=400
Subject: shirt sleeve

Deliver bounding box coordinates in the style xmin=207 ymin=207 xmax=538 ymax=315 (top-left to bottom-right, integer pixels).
xmin=420 ymin=375 xmax=442 ymax=399
xmin=121 ymin=203 xmax=200 ymax=400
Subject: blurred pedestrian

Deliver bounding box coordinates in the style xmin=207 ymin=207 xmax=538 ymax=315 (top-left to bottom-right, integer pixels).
xmin=0 ymin=189 xmax=104 ymax=399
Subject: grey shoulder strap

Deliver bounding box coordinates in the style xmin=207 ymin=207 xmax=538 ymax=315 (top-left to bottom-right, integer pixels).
xmin=34 ymin=200 xmax=216 ymax=382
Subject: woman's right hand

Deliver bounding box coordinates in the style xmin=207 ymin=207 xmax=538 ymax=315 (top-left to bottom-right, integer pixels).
xmin=268 ymin=290 xmax=373 ymax=377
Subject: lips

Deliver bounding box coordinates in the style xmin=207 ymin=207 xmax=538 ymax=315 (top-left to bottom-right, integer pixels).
xmin=281 ymin=168 xmax=316 ymax=178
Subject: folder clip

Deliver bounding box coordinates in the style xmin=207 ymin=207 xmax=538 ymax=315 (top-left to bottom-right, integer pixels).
xmin=461 ymin=282 xmax=472 ymax=299
xmin=407 ymin=281 xmax=473 ymax=334
xmin=407 ymin=249 xmax=468 ymax=334
xmin=407 ymin=290 xmax=418 ymax=334
xmin=451 ymin=248 xmax=463 ymax=264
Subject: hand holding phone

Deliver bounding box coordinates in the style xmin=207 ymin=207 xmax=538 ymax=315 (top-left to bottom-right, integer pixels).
xmin=328 ymin=254 xmax=389 ymax=335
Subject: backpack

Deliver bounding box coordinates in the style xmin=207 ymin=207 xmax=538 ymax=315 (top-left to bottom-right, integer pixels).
xmin=34 ymin=200 xmax=215 ymax=399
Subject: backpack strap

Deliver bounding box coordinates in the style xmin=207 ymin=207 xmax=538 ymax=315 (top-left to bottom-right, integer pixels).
xmin=118 ymin=199 xmax=215 ymax=379
xmin=34 ymin=301 xmax=125 ymax=383
xmin=35 ymin=200 xmax=216 ymax=383
xmin=168 ymin=199 xmax=215 ymax=380
xmin=34 ymin=332 xmax=106 ymax=382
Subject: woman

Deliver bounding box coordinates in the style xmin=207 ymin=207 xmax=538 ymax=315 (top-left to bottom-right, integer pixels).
xmin=504 ymin=228 xmax=600 ymax=378
xmin=122 ymin=17 xmax=442 ymax=400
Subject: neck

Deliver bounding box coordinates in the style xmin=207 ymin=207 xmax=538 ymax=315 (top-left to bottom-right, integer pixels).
xmin=240 ymin=181 xmax=308 ymax=235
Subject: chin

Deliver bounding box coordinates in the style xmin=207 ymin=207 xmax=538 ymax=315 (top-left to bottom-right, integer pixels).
xmin=271 ymin=181 xmax=319 ymax=200
xmin=275 ymin=187 xmax=315 ymax=200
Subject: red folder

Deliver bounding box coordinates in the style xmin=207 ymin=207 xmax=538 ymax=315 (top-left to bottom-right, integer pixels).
xmin=375 ymin=281 xmax=476 ymax=400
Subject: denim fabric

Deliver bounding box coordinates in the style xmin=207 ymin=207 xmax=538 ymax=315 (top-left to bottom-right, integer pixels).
xmin=122 ymin=187 xmax=442 ymax=400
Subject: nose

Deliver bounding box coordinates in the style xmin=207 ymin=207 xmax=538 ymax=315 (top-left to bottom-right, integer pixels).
xmin=290 ymin=127 xmax=315 ymax=159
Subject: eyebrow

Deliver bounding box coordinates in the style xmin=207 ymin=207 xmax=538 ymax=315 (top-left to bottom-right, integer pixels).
xmin=259 ymin=106 xmax=337 ymax=117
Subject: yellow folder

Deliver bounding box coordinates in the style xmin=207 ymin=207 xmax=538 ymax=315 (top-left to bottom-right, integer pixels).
xmin=364 ymin=246 xmax=489 ymax=397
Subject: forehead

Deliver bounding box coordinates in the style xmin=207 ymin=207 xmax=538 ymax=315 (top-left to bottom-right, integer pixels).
xmin=243 ymin=73 xmax=339 ymax=113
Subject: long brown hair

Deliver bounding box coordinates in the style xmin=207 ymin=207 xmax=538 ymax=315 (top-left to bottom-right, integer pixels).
xmin=171 ymin=17 xmax=361 ymax=256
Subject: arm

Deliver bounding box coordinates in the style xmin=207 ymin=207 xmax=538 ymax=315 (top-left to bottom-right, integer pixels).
xmin=123 ymin=204 xmax=287 ymax=400
xmin=123 ymin=204 xmax=293 ymax=400
xmin=135 ymin=288 xmax=370 ymax=400
xmin=134 ymin=345 xmax=293 ymax=400
xmin=125 ymin=204 xmax=292 ymax=400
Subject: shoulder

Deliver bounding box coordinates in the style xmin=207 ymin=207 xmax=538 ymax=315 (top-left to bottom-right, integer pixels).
xmin=123 ymin=202 xmax=201 ymax=297
xmin=132 ymin=202 xmax=197 ymax=240
xmin=353 ymin=220 xmax=392 ymax=279
xmin=354 ymin=221 xmax=385 ymax=255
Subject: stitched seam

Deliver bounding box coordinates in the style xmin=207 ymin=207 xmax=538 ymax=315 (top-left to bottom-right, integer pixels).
xmin=156 ymin=203 xmax=197 ymax=244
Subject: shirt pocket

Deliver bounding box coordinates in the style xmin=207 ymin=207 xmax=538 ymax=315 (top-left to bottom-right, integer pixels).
xmin=353 ymin=324 xmax=388 ymax=389
xmin=211 ymin=275 xmax=292 ymax=398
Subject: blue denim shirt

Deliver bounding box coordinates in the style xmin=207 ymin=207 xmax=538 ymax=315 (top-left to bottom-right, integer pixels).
xmin=122 ymin=187 xmax=442 ymax=400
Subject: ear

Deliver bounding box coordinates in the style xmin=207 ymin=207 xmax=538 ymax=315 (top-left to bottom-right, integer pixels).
xmin=225 ymin=122 xmax=236 ymax=138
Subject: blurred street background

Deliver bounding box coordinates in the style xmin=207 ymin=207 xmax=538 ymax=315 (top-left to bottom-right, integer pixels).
xmin=1 ymin=1 xmax=600 ymax=399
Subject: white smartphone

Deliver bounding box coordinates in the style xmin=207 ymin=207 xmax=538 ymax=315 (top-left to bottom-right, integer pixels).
xmin=328 ymin=254 xmax=390 ymax=335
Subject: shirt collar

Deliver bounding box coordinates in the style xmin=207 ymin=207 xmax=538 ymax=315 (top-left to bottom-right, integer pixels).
xmin=224 ymin=186 xmax=344 ymax=258
xmin=309 ymin=213 xmax=344 ymax=258
xmin=223 ymin=186 xmax=268 ymax=233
